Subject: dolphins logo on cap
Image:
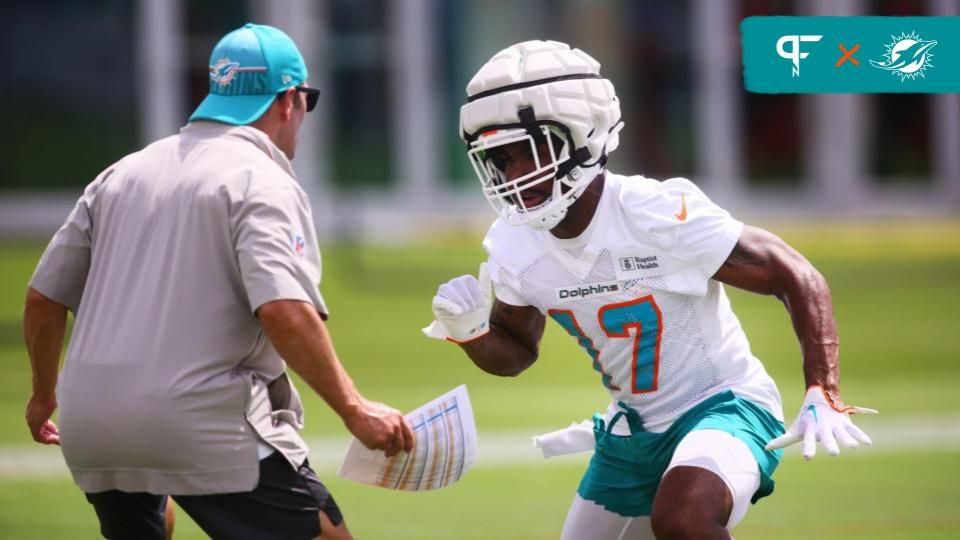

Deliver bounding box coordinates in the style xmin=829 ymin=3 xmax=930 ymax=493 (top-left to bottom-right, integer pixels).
xmin=870 ymin=31 xmax=937 ymax=82
xmin=210 ymin=58 xmax=241 ymax=86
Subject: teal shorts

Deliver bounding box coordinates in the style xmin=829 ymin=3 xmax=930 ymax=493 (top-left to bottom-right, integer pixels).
xmin=577 ymin=390 xmax=785 ymax=517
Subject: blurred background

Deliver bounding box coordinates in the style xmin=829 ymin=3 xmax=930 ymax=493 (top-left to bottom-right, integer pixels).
xmin=1 ymin=1 xmax=958 ymax=539
xmin=1 ymin=0 xmax=958 ymax=238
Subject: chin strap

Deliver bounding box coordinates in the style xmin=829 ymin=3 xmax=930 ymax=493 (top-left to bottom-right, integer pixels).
xmin=557 ymin=139 xmax=609 ymax=183
xmin=524 ymin=160 xmax=604 ymax=231
xmin=555 ymin=147 xmax=593 ymax=181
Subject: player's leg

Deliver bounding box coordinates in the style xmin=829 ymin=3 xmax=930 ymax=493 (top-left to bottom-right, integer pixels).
xmin=174 ymin=452 xmax=349 ymax=539
xmin=84 ymin=490 xmax=168 ymax=540
xmin=651 ymin=466 xmax=733 ymax=540
xmin=563 ymin=407 xmax=665 ymax=539
xmin=561 ymin=493 xmax=655 ymax=540
xmin=650 ymin=429 xmax=761 ymax=540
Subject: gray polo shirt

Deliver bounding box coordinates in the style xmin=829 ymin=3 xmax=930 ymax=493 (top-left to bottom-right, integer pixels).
xmin=30 ymin=121 xmax=327 ymax=495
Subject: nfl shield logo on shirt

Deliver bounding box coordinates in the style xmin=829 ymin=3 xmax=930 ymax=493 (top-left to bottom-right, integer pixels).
xmin=293 ymin=234 xmax=305 ymax=258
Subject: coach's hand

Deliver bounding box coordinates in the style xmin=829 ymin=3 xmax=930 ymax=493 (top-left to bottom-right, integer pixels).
xmin=423 ymin=263 xmax=492 ymax=344
xmin=26 ymin=393 xmax=60 ymax=445
xmin=766 ymin=385 xmax=877 ymax=460
xmin=344 ymin=399 xmax=414 ymax=457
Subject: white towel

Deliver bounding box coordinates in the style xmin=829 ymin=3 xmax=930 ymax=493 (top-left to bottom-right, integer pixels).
xmin=532 ymin=420 xmax=596 ymax=458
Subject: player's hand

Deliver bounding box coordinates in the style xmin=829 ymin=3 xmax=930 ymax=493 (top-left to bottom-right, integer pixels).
xmin=423 ymin=263 xmax=492 ymax=343
xmin=765 ymin=385 xmax=877 ymax=460
xmin=25 ymin=393 xmax=60 ymax=445
xmin=343 ymin=398 xmax=414 ymax=458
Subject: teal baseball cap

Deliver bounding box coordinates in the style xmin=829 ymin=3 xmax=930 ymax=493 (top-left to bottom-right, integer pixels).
xmin=189 ymin=23 xmax=308 ymax=125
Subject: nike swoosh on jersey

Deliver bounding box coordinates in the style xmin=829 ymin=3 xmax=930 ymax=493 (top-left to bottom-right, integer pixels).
xmin=674 ymin=193 xmax=688 ymax=221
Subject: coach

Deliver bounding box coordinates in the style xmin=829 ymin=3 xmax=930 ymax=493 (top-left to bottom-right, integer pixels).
xmin=22 ymin=23 xmax=412 ymax=540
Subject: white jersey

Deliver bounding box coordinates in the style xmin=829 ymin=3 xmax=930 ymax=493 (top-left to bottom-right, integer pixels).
xmin=483 ymin=172 xmax=783 ymax=432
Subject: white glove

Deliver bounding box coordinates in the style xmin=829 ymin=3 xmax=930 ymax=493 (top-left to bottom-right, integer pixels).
xmin=422 ymin=263 xmax=492 ymax=344
xmin=766 ymin=385 xmax=878 ymax=460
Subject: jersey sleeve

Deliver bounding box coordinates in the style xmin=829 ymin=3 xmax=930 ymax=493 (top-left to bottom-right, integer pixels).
xmin=230 ymin=176 xmax=328 ymax=317
xmin=624 ymin=177 xmax=743 ymax=282
xmin=28 ymin=171 xmax=107 ymax=313
xmin=484 ymin=255 xmax=530 ymax=307
xmin=482 ymin=221 xmax=533 ymax=307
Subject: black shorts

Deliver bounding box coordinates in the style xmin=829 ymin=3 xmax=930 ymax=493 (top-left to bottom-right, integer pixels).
xmin=85 ymin=452 xmax=342 ymax=540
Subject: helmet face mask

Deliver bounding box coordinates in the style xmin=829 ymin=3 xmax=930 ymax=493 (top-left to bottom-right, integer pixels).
xmin=460 ymin=40 xmax=623 ymax=231
xmin=467 ymin=125 xmax=575 ymax=228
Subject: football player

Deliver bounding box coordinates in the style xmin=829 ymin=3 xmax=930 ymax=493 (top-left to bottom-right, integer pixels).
xmin=425 ymin=40 xmax=876 ymax=539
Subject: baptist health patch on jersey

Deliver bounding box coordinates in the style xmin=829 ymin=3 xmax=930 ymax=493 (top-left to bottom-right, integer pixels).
xmin=555 ymin=280 xmax=622 ymax=303
xmin=613 ymin=249 xmax=669 ymax=281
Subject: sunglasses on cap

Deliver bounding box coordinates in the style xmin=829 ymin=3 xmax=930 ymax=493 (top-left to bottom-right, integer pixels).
xmin=288 ymin=86 xmax=320 ymax=112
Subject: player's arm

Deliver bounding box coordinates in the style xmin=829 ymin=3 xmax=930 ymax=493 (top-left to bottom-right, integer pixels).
xmin=711 ymin=225 xmax=839 ymax=396
xmin=460 ymin=299 xmax=545 ymax=377
xmin=22 ymin=287 xmax=68 ymax=445
xmin=712 ymin=225 xmax=875 ymax=458
xmin=425 ymin=264 xmax=545 ymax=377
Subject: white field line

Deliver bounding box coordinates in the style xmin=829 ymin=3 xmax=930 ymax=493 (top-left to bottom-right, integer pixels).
xmin=1 ymin=415 xmax=957 ymax=480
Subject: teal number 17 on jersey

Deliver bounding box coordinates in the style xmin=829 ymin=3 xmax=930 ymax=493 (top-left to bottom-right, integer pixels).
xmin=549 ymin=296 xmax=663 ymax=394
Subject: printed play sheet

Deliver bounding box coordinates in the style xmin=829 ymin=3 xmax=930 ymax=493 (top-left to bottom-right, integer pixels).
xmin=338 ymin=385 xmax=477 ymax=491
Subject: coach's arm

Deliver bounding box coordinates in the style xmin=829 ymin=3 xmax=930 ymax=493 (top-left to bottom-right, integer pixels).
xmin=257 ymin=299 xmax=414 ymax=456
xmin=23 ymin=287 xmax=68 ymax=445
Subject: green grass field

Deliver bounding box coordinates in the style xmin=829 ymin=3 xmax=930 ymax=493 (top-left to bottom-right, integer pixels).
xmin=1 ymin=220 xmax=958 ymax=539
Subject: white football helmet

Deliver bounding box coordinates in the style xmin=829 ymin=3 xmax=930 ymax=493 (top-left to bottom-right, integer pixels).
xmin=460 ymin=40 xmax=623 ymax=231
